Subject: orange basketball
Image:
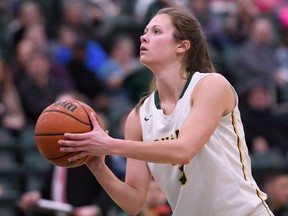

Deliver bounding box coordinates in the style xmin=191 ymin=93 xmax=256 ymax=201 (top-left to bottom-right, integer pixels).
xmin=34 ymin=99 xmax=100 ymax=168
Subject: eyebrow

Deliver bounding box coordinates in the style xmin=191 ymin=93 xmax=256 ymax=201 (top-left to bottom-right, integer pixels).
xmin=144 ymin=25 xmax=162 ymax=32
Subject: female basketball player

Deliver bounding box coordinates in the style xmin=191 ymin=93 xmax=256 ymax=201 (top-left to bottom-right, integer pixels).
xmin=59 ymin=7 xmax=274 ymax=216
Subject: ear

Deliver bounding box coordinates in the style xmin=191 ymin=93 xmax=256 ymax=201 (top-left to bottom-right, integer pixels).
xmin=176 ymin=40 xmax=190 ymax=54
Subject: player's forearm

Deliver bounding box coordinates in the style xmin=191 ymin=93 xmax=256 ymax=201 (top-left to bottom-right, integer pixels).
xmin=87 ymin=162 xmax=145 ymax=215
xmin=111 ymin=138 xmax=196 ymax=165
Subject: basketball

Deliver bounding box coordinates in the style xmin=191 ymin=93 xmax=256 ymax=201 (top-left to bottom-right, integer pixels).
xmin=34 ymin=99 xmax=100 ymax=168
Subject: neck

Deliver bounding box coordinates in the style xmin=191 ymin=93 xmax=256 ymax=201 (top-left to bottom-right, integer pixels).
xmin=155 ymin=63 xmax=188 ymax=97
xmin=154 ymin=67 xmax=189 ymax=115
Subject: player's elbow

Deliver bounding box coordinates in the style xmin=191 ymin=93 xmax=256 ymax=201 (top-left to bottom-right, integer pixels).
xmin=126 ymin=209 xmax=142 ymax=216
xmin=177 ymin=153 xmax=193 ymax=165
xmin=172 ymin=151 xmax=192 ymax=165
xmin=122 ymin=204 xmax=144 ymax=216
xmin=175 ymin=143 xmax=196 ymax=165
xmin=120 ymin=196 xmax=146 ymax=215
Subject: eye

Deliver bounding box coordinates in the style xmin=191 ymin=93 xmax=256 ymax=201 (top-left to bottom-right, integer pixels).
xmin=153 ymin=29 xmax=161 ymax=34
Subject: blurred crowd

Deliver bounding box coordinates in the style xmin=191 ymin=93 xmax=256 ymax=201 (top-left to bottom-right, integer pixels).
xmin=1 ymin=0 xmax=288 ymax=215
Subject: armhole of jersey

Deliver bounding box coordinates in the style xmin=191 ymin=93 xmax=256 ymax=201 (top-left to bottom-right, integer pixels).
xmin=188 ymin=72 xmax=209 ymax=107
xmin=230 ymin=84 xmax=239 ymax=107
xmin=190 ymin=73 xmax=239 ymax=114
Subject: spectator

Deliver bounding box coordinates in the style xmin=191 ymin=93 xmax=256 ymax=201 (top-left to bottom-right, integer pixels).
xmin=9 ymin=39 xmax=36 ymax=86
xmin=98 ymin=34 xmax=141 ymax=94
xmin=224 ymin=0 xmax=260 ymax=46
xmin=133 ymin=0 xmax=155 ymax=24
xmin=17 ymin=49 xmax=70 ymax=125
xmin=97 ymin=34 xmax=140 ymax=136
xmin=5 ymin=0 xmax=45 ymax=59
xmin=65 ymin=41 xmax=108 ymax=110
xmin=234 ymin=16 xmax=287 ymax=100
xmin=239 ymin=80 xmax=288 ymax=155
xmin=51 ymin=25 xmax=79 ymax=65
xmin=19 ymin=164 xmax=117 ymax=216
xmin=0 ymin=57 xmax=25 ymax=135
xmin=143 ymin=0 xmax=189 ymax=26
xmin=276 ymin=8 xmax=288 ymax=102
xmin=262 ymin=168 xmax=288 ymax=216
xmin=35 ymin=0 xmax=63 ymax=39
xmin=51 ymin=24 xmax=108 ymax=76
xmin=22 ymin=23 xmax=50 ymax=53
xmin=61 ymin=0 xmax=92 ymax=41
xmin=188 ymin=0 xmax=228 ymax=50
xmin=253 ymin=0 xmax=283 ymax=15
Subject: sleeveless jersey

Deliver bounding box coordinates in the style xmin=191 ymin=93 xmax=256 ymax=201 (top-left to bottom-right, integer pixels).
xmin=139 ymin=72 xmax=273 ymax=216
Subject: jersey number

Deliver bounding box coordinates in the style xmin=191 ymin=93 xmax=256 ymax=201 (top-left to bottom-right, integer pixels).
xmin=178 ymin=164 xmax=187 ymax=185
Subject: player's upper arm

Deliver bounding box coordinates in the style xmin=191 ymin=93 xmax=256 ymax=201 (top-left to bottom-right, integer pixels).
xmin=191 ymin=73 xmax=236 ymax=117
xmin=178 ymin=73 xmax=236 ymax=160
xmin=125 ymin=108 xmax=142 ymax=141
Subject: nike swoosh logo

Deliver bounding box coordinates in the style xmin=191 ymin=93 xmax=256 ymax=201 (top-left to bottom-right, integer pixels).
xmin=144 ymin=115 xmax=152 ymax=121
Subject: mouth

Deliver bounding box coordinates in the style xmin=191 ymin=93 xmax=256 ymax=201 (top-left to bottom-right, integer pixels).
xmin=140 ymin=46 xmax=147 ymax=52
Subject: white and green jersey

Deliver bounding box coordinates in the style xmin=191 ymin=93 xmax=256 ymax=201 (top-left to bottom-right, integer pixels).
xmin=139 ymin=72 xmax=273 ymax=216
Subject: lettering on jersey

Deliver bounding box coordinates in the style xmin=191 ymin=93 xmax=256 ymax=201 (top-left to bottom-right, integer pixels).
xmin=178 ymin=164 xmax=187 ymax=185
xmin=154 ymin=129 xmax=180 ymax=141
xmin=154 ymin=129 xmax=187 ymax=185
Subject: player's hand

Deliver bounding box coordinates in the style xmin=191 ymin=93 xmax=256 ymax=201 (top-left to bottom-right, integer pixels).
xmin=73 ymin=205 xmax=102 ymax=216
xmin=58 ymin=112 xmax=114 ymax=161
xmin=19 ymin=191 xmax=41 ymax=212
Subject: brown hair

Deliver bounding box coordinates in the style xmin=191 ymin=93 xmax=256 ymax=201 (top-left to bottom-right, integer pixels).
xmin=135 ymin=7 xmax=215 ymax=112
xmin=157 ymin=7 xmax=215 ymax=74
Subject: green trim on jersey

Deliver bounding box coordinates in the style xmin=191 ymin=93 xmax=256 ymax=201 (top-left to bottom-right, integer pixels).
xmin=154 ymin=72 xmax=194 ymax=109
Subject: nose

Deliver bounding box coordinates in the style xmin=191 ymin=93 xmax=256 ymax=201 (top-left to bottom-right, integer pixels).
xmin=140 ymin=33 xmax=147 ymax=43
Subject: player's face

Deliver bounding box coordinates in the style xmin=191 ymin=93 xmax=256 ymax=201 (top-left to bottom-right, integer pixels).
xmin=140 ymin=14 xmax=179 ymax=69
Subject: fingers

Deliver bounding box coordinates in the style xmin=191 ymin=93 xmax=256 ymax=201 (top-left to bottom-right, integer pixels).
xmin=58 ymin=112 xmax=105 ymax=159
xmin=68 ymin=151 xmax=88 ymax=162
xmin=59 ymin=112 xmax=103 ymax=143
xmin=58 ymin=142 xmax=89 ymax=162
xmin=59 ymin=144 xmax=86 ymax=152
xmin=58 ymin=139 xmax=83 ymax=147
xmin=58 ymin=135 xmax=89 ymax=153
xmin=62 ymin=132 xmax=86 ymax=140
xmin=89 ymin=112 xmax=102 ymax=130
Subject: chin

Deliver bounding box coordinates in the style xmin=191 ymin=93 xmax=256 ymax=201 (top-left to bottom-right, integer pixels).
xmin=140 ymin=57 xmax=149 ymax=66
xmin=140 ymin=56 xmax=157 ymax=71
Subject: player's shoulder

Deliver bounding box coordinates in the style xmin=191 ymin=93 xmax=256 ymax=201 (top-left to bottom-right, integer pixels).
xmin=193 ymin=73 xmax=236 ymax=113
xmin=201 ymin=72 xmax=229 ymax=84
xmin=192 ymin=72 xmax=235 ymax=102
xmin=196 ymin=72 xmax=232 ymax=91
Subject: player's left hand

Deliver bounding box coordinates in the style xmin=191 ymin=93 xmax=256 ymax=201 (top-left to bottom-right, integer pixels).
xmin=73 ymin=205 xmax=102 ymax=216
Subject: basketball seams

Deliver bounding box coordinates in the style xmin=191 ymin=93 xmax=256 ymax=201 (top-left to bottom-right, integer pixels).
xmin=43 ymin=109 xmax=91 ymax=126
xmin=74 ymin=100 xmax=93 ymax=129
xmin=35 ymin=133 xmax=66 ymax=136
xmin=35 ymin=132 xmax=88 ymax=136
xmin=48 ymin=153 xmax=88 ymax=168
xmin=46 ymin=152 xmax=74 ymax=160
